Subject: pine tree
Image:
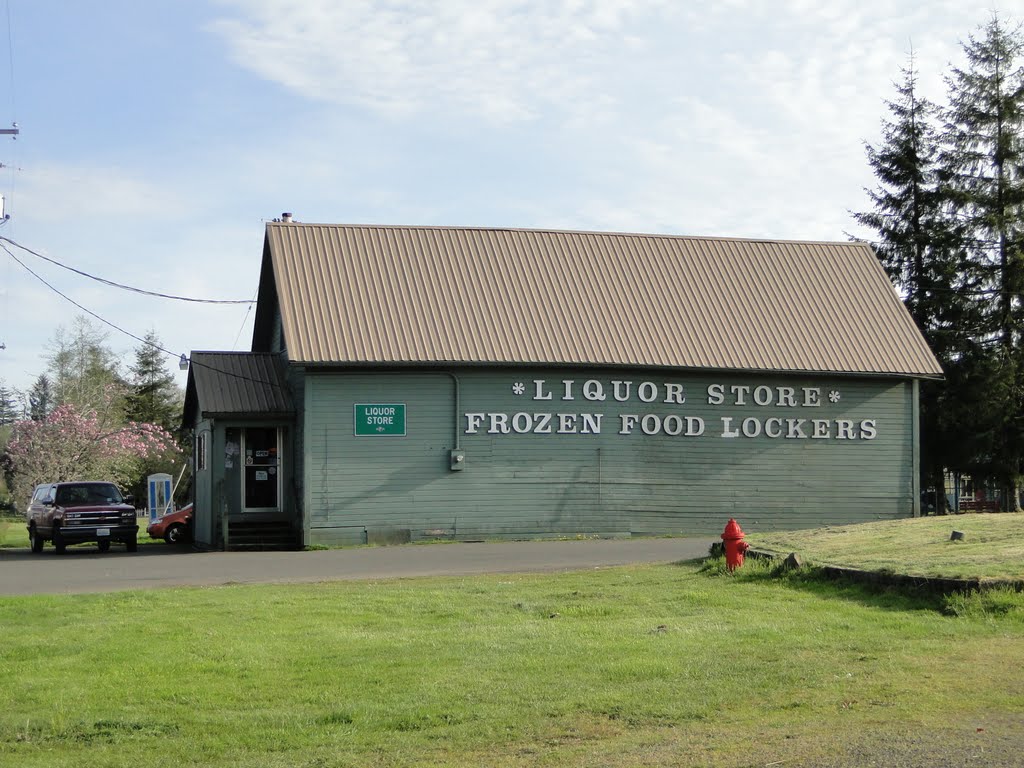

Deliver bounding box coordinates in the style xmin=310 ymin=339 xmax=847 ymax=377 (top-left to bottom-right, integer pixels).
xmin=0 ymin=382 xmax=19 ymax=425
xmin=125 ymin=331 xmax=182 ymax=434
xmin=855 ymin=58 xmax=947 ymax=325
xmin=853 ymin=58 xmax=966 ymax=510
xmin=27 ymin=375 xmax=52 ymax=421
xmin=123 ymin=332 xmax=185 ymax=505
xmin=941 ymin=15 xmax=1024 ymax=509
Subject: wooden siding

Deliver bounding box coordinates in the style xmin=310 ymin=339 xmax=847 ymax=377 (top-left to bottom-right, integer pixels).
xmin=271 ymin=309 xmax=284 ymax=357
xmin=192 ymin=419 xmax=215 ymax=548
xmin=288 ymin=366 xmax=309 ymax=544
xmin=303 ymin=369 xmax=915 ymax=544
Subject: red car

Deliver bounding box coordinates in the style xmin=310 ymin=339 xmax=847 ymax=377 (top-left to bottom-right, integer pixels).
xmin=147 ymin=503 xmax=193 ymax=544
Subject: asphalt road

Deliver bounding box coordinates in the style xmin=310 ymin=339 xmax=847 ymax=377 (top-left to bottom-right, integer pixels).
xmin=0 ymin=537 xmax=716 ymax=596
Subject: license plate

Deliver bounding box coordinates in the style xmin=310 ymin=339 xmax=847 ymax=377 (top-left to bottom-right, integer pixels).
xmin=96 ymin=528 xmax=110 ymax=536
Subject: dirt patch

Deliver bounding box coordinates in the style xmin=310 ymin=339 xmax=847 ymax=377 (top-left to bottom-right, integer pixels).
xmin=809 ymin=718 xmax=1024 ymax=768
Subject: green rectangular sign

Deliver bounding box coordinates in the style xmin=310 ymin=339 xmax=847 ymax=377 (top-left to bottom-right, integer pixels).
xmin=354 ymin=403 xmax=407 ymax=436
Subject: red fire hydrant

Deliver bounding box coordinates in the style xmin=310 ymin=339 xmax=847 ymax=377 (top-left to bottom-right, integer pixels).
xmin=721 ymin=518 xmax=750 ymax=571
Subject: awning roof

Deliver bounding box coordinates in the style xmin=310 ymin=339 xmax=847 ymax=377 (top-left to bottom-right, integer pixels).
xmin=183 ymin=352 xmax=294 ymax=425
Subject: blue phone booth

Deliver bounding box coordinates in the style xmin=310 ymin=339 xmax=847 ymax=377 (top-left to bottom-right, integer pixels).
xmin=147 ymin=473 xmax=173 ymax=523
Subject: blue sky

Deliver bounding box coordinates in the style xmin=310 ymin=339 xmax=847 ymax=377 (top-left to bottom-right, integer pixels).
xmin=0 ymin=0 xmax=1010 ymax=397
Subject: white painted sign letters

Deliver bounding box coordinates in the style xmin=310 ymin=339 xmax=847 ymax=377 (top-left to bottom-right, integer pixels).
xmin=462 ymin=378 xmax=879 ymax=442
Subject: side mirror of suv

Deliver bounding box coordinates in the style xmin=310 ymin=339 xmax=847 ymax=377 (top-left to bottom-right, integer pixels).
xmin=123 ymin=494 xmax=134 ymax=505
xmin=42 ymin=499 xmax=54 ymax=507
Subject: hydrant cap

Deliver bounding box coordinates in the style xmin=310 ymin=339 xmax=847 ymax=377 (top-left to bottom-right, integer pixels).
xmin=722 ymin=518 xmax=745 ymax=540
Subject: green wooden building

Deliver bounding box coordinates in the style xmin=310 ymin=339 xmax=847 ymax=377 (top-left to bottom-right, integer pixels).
xmin=182 ymin=222 xmax=942 ymax=549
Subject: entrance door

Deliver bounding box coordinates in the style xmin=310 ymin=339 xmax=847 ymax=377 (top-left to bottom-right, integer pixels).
xmin=243 ymin=427 xmax=280 ymax=511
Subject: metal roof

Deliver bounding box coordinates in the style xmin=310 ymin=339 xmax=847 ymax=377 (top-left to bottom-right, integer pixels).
xmin=262 ymin=223 xmax=943 ymax=378
xmin=183 ymin=352 xmax=294 ymax=423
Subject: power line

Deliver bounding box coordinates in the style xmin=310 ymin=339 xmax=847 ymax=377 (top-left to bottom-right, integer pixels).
xmin=1 ymin=241 xmax=287 ymax=393
xmin=231 ymin=286 xmax=259 ymax=350
xmin=1 ymin=240 xmax=179 ymax=356
xmin=0 ymin=235 xmax=255 ymax=304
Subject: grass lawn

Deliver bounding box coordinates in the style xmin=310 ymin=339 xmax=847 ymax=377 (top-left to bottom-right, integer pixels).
xmin=1 ymin=557 xmax=1022 ymax=767
xmin=0 ymin=514 xmax=164 ymax=550
xmin=0 ymin=515 xmax=21 ymax=548
xmin=746 ymin=512 xmax=1024 ymax=581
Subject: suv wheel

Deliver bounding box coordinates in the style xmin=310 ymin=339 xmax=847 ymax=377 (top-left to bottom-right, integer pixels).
xmin=29 ymin=526 xmax=44 ymax=554
xmin=97 ymin=540 xmax=111 ymax=553
xmin=53 ymin=528 xmax=66 ymax=554
xmin=126 ymin=536 xmax=138 ymax=553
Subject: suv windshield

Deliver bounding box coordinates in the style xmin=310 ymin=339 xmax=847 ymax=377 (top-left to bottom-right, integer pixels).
xmin=54 ymin=483 xmax=124 ymax=507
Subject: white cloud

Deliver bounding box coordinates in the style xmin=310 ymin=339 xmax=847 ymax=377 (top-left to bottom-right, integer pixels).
xmin=534 ymin=0 xmax=1001 ymax=241
xmin=209 ymin=0 xmax=666 ymax=123
xmin=15 ymin=163 xmax=189 ymax=224
xmin=3 ymin=0 xmax=1008 ymax=398
xmin=0 ymin=161 xmax=262 ymax=395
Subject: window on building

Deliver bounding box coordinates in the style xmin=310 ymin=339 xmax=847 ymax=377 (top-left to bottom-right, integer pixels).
xmin=197 ymin=432 xmax=208 ymax=472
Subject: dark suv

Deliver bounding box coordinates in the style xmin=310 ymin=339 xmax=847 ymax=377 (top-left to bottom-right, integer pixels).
xmin=26 ymin=481 xmax=138 ymax=554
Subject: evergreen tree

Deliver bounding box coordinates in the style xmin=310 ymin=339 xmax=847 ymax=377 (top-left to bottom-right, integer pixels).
xmin=853 ymin=58 xmax=966 ymax=509
xmin=0 ymin=381 xmax=19 ymax=425
xmin=123 ymin=331 xmax=185 ymax=505
xmin=27 ymin=375 xmax=52 ymax=421
xmin=125 ymin=331 xmax=182 ymax=434
xmin=855 ymin=58 xmax=948 ymax=325
xmin=941 ymin=15 xmax=1024 ymax=509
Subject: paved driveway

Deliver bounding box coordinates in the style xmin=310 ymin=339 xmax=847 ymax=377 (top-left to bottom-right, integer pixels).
xmin=0 ymin=538 xmax=715 ymax=596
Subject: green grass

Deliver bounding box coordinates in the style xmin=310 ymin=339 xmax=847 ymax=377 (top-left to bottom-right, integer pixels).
xmin=746 ymin=512 xmax=1024 ymax=580
xmin=0 ymin=514 xmax=163 ymax=549
xmin=1 ymin=560 xmax=1022 ymax=767
xmin=0 ymin=515 xmax=19 ymax=548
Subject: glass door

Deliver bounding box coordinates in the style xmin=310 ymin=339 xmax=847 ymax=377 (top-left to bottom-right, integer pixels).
xmin=243 ymin=427 xmax=280 ymax=510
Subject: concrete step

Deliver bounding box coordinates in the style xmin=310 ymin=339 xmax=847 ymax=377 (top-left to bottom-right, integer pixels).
xmin=227 ymin=522 xmax=301 ymax=551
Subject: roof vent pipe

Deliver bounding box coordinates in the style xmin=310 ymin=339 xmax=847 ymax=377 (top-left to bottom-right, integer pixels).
xmin=281 ymin=212 xmax=293 ymax=223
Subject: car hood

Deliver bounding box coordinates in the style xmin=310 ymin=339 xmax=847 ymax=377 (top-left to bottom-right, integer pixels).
xmin=63 ymin=503 xmax=135 ymax=513
xmin=156 ymin=510 xmax=190 ymax=523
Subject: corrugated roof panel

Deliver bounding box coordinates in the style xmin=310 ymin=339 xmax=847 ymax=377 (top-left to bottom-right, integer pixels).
xmin=263 ymin=223 xmax=942 ymax=378
xmin=189 ymin=352 xmax=294 ymax=418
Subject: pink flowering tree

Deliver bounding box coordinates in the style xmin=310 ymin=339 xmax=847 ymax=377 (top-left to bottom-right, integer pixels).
xmin=2 ymin=402 xmax=179 ymax=509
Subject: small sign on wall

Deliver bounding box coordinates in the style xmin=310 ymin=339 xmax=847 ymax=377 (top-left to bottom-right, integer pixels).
xmin=354 ymin=403 xmax=407 ymax=436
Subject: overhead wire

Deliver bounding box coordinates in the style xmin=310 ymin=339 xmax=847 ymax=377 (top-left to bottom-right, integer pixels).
xmin=1 ymin=240 xmax=178 ymax=355
xmin=0 ymin=3 xmax=274 ymax=393
xmin=1 ymin=241 xmax=287 ymax=392
xmin=231 ymin=286 xmax=259 ymax=350
xmin=0 ymin=235 xmax=255 ymax=304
